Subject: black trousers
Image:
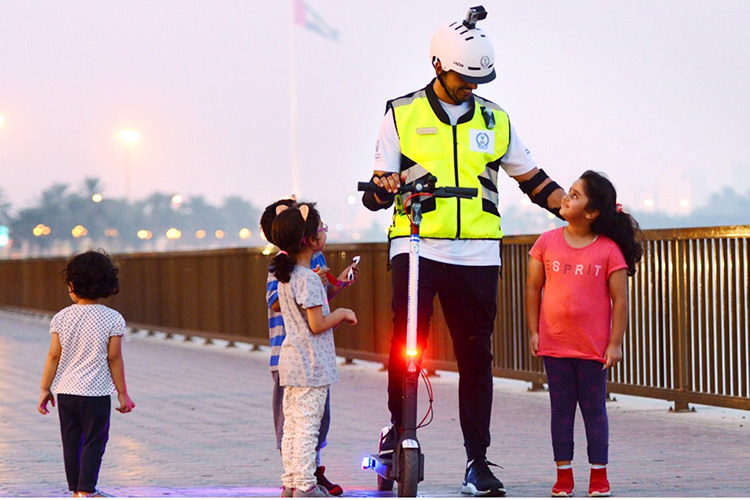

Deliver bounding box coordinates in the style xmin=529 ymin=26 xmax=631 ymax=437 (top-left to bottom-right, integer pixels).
xmin=388 ymin=254 xmax=498 ymax=461
xmin=57 ymin=394 xmax=111 ymax=493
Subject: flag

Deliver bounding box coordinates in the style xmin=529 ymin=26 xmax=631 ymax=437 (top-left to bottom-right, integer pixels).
xmin=294 ymin=0 xmax=339 ymax=41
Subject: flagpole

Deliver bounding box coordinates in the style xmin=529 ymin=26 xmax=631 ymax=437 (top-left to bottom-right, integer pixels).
xmin=288 ymin=0 xmax=301 ymax=198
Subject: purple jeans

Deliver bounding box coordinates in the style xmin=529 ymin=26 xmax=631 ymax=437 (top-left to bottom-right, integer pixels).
xmin=543 ymin=356 xmax=609 ymax=464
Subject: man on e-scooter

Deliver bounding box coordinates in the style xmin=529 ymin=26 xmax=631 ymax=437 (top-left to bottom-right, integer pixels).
xmin=361 ymin=5 xmax=565 ymax=497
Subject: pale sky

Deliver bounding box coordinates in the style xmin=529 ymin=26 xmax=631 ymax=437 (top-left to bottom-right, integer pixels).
xmin=1 ymin=1 xmax=749 ymax=239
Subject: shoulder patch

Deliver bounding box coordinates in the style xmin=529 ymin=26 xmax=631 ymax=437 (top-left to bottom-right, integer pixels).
xmin=473 ymin=94 xmax=504 ymax=112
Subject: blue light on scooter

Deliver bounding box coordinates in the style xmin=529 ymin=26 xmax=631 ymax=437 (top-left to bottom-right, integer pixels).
xmin=361 ymin=456 xmax=376 ymax=470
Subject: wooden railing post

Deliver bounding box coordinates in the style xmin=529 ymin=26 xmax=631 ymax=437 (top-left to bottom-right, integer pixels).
xmin=671 ymin=238 xmax=693 ymax=412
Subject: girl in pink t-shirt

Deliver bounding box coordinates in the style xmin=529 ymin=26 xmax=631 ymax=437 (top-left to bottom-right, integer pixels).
xmin=526 ymin=171 xmax=643 ymax=498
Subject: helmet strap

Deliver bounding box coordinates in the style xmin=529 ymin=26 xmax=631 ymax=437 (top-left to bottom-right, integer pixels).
xmin=437 ymin=70 xmax=465 ymax=105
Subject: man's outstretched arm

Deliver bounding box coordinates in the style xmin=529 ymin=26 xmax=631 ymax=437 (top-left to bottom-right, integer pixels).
xmin=513 ymin=167 xmax=565 ymax=219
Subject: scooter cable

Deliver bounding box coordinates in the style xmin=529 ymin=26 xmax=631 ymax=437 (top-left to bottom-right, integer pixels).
xmin=403 ymin=193 xmax=434 ymax=225
xmin=416 ymin=362 xmax=435 ymax=429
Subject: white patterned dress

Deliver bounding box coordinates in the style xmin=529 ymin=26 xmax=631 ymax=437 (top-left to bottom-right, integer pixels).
xmin=50 ymin=304 xmax=126 ymax=396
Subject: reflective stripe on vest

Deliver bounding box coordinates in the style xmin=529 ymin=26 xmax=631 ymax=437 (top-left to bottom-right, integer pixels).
xmin=388 ymin=83 xmax=510 ymax=240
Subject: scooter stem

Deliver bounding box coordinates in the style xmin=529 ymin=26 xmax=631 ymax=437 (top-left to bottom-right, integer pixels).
xmin=405 ymin=202 xmax=422 ymax=365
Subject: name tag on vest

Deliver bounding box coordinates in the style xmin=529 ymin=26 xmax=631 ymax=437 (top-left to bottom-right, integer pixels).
xmin=417 ymin=127 xmax=437 ymax=135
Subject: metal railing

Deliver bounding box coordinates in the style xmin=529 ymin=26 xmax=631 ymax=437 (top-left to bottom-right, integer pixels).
xmin=1 ymin=225 xmax=748 ymax=410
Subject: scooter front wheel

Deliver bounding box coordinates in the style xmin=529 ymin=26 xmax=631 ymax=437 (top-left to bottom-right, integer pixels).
xmin=397 ymin=448 xmax=419 ymax=497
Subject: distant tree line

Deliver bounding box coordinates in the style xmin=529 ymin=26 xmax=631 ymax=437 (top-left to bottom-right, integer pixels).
xmin=1 ymin=179 xmax=748 ymax=257
xmin=0 ymin=178 xmax=263 ymax=257
xmin=476 ymin=187 xmax=750 ymax=237
xmin=630 ymin=187 xmax=750 ymax=230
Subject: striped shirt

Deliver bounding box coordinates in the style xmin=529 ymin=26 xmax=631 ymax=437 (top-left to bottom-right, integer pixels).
xmin=267 ymin=251 xmax=327 ymax=371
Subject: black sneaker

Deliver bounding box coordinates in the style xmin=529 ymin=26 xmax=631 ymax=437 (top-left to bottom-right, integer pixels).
xmin=378 ymin=424 xmax=396 ymax=461
xmin=461 ymin=458 xmax=506 ymax=497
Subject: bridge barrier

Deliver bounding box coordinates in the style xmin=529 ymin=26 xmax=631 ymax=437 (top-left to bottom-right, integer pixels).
xmin=1 ymin=225 xmax=748 ymax=411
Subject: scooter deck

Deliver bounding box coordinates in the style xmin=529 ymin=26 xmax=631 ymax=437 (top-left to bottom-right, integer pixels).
xmin=361 ymin=454 xmax=393 ymax=480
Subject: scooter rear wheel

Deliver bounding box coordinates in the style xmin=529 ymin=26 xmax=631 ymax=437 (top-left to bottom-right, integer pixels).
xmin=397 ymin=448 xmax=419 ymax=497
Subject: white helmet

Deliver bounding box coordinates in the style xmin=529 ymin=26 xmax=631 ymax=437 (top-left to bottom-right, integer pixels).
xmin=430 ymin=6 xmax=495 ymax=84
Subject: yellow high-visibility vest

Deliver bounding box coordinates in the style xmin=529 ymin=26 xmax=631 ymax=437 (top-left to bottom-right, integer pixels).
xmin=388 ymin=82 xmax=510 ymax=240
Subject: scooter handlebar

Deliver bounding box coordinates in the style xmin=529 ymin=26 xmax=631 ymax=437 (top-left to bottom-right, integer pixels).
xmin=437 ymin=186 xmax=478 ymax=199
xmin=357 ymin=181 xmax=409 ymax=194
xmin=357 ymin=182 xmax=477 ymax=199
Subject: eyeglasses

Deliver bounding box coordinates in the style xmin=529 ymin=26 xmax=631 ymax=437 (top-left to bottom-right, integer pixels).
xmin=317 ymin=223 xmax=328 ymax=234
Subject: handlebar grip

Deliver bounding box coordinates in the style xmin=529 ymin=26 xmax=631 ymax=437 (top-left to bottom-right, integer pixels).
xmin=358 ymin=182 xmax=409 ymax=194
xmin=357 ymin=182 xmax=380 ymax=192
xmin=442 ymin=186 xmax=478 ymax=197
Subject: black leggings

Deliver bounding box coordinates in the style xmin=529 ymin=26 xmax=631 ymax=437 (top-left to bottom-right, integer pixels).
xmin=388 ymin=254 xmax=499 ymax=461
xmin=542 ymin=357 xmax=609 ymax=464
xmin=57 ymin=394 xmax=111 ymax=493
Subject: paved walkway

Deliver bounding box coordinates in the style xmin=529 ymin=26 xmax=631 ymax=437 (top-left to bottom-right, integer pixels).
xmin=0 ymin=309 xmax=748 ymax=498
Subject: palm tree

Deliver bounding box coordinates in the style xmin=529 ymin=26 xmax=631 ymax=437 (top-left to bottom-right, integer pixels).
xmin=222 ymin=196 xmax=260 ymax=245
xmin=38 ymin=183 xmax=70 ymax=209
xmin=0 ymin=187 xmax=12 ymax=225
xmin=36 ymin=183 xmax=71 ymax=247
xmin=79 ymin=177 xmax=104 ymax=200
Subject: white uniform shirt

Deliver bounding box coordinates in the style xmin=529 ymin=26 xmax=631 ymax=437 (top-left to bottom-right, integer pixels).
xmin=50 ymin=304 xmax=126 ymax=396
xmin=277 ymin=266 xmax=339 ymax=388
xmin=374 ymin=97 xmax=537 ymax=266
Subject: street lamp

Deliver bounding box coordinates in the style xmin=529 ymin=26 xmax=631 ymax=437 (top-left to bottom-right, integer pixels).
xmin=171 ymin=194 xmax=184 ymax=210
xmin=33 ymin=224 xmax=51 ymax=237
xmin=114 ymin=129 xmax=141 ymax=200
xmin=71 ymin=225 xmax=88 ymax=238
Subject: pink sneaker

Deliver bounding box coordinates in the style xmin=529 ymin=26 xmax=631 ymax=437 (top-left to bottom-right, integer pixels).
xmin=552 ymin=467 xmax=574 ymax=497
xmin=588 ymin=467 xmax=610 ymax=497
xmin=315 ymin=466 xmax=343 ymax=496
xmin=281 ymin=486 xmax=294 ymax=497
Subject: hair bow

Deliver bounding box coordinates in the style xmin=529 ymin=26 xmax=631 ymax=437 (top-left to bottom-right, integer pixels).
xmin=275 ymin=204 xmax=289 ymax=216
xmin=275 ymin=203 xmax=309 ymax=221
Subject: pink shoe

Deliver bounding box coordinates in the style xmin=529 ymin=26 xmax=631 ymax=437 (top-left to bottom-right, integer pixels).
xmin=552 ymin=467 xmax=574 ymax=497
xmin=588 ymin=467 xmax=610 ymax=497
xmin=315 ymin=466 xmax=343 ymax=496
xmin=281 ymin=486 xmax=294 ymax=497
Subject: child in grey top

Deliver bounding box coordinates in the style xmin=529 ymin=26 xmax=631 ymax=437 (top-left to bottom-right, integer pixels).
xmin=270 ymin=202 xmax=356 ymax=497
xmin=278 ymin=265 xmax=339 ymax=388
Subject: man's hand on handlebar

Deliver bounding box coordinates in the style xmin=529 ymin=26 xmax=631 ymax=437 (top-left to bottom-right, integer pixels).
xmin=373 ymin=171 xmax=404 ymax=196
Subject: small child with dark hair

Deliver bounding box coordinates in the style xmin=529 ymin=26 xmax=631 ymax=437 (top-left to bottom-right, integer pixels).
xmin=38 ymin=249 xmax=135 ymax=498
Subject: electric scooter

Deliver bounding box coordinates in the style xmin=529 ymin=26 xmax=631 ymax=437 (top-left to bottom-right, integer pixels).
xmin=358 ymin=175 xmax=477 ymax=497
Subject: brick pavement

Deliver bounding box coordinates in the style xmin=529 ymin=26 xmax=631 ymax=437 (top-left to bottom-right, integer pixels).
xmin=0 ymin=309 xmax=748 ymax=497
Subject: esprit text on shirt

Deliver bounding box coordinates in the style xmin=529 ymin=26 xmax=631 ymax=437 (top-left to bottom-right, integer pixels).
xmin=545 ymin=260 xmax=603 ymax=276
